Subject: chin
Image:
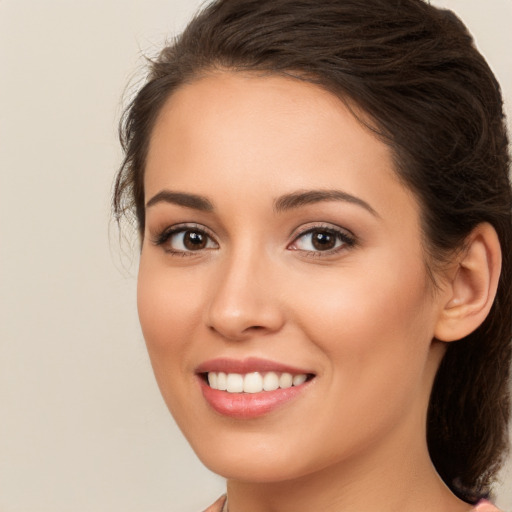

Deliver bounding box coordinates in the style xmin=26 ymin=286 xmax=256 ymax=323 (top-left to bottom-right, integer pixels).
xmin=201 ymin=455 xmax=311 ymax=483
xmin=184 ymin=427 xmax=336 ymax=484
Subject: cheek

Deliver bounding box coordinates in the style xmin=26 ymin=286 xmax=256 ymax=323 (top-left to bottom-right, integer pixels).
xmin=286 ymin=265 xmax=435 ymax=458
xmin=137 ymin=260 xmax=211 ymax=430
xmin=137 ymin=260 xmax=203 ymax=372
xmin=293 ymin=256 xmax=435 ymax=397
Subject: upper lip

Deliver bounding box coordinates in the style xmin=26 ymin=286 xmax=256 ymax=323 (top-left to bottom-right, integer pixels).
xmin=195 ymin=357 xmax=313 ymax=375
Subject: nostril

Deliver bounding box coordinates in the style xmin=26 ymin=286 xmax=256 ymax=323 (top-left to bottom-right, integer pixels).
xmin=208 ymin=323 xmax=267 ymax=337
xmin=205 ymin=292 xmax=285 ymax=340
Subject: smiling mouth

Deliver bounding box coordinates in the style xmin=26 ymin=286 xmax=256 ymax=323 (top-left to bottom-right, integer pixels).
xmin=203 ymin=371 xmax=314 ymax=393
xmin=197 ymin=360 xmax=316 ymax=418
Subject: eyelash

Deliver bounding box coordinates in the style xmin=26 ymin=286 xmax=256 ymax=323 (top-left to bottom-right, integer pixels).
xmin=288 ymin=224 xmax=356 ymax=257
xmin=151 ymin=223 xmax=356 ymax=257
xmin=152 ymin=224 xmax=219 ymax=255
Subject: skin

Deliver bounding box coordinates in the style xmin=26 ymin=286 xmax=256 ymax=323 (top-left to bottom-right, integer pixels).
xmin=138 ymin=72 xmax=474 ymax=512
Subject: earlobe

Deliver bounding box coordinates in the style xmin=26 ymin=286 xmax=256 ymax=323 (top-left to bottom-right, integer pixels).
xmin=434 ymin=223 xmax=502 ymax=342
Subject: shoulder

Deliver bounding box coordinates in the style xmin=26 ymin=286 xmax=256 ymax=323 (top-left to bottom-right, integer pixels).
xmin=202 ymin=495 xmax=227 ymax=512
xmin=471 ymin=499 xmax=502 ymax=512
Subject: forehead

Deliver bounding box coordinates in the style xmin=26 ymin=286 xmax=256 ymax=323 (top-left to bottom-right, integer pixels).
xmin=145 ymin=71 xmax=419 ymax=222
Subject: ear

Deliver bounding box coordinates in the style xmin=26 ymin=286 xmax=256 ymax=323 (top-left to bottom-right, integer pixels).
xmin=434 ymin=223 xmax=502 ymax=342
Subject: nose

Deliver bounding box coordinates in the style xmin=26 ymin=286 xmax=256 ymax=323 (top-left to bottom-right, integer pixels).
xmin=204 ymin=250 xmax=285 ymax=341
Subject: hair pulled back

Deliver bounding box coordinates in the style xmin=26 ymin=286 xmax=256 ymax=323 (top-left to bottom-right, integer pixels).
xmin=113 ymin=0 xmax=512 ymax=502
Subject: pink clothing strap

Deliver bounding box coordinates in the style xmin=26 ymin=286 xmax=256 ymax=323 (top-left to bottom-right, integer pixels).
xmin=472 ymin=499 xmax=502 ymax=511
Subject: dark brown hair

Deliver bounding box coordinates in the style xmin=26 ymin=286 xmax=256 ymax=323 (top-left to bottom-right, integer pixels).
xmin=113 ymin=0 xmax=512 ymax=503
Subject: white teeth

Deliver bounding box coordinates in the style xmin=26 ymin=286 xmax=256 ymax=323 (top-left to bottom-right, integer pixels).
xmin=206 ymin=371 xmax=309 ymax=393
xmin=243 ymin=372 xmax=263 ymax=393
xmin=292 ymin=374 xmax=307 ymax=386
xmin=208 ymin=372 xmax=218 ymax=389
xmin=217 ymin=372 xmax=227 ymax=391
xmin=279 ymin=372 xmax=293 ymax=389
xmin=263 ymin=372 xmax=280 ymax=391
xmin=226 ymin=373 xmax=244 ymax=393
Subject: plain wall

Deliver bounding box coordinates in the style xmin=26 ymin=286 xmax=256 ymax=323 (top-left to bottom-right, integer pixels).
xmin=0 ymin=1 xmax=510 ymax=510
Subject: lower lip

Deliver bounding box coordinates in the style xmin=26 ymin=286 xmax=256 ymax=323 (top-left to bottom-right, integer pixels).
xmin=198 ymin=377 xmax=311 ymax=419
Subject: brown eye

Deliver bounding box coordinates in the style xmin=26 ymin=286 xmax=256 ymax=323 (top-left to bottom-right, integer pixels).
xmin=183 ymin=231 xmax=207 ymax=250
xmin=156 ymin=226 xmax=219 ymax=253
xmin=289 ymin=226 xmax=355 ymax=254
xmin=311 ymin=230 xmax=336 ymax=250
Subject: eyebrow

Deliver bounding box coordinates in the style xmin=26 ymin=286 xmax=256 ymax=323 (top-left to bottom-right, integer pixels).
xmin=145 ymin=188 xmax=378 ymax=217
xmin=273 ymin=189 xmax=378 ymax=216
xmin=146 ymin=190 xmax=214 ymax=211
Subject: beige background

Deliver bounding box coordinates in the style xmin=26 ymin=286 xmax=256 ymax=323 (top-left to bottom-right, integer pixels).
xmin=0 ymin=1 xmax=511 ymax=511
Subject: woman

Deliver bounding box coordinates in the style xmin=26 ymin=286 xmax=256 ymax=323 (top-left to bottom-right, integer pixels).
xmin=113 ymin=0 xmax=511 ymax=510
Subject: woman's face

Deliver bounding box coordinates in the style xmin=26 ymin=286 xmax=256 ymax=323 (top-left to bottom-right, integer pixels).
xmin=138 ymin=72 xmax=447 ymax=482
